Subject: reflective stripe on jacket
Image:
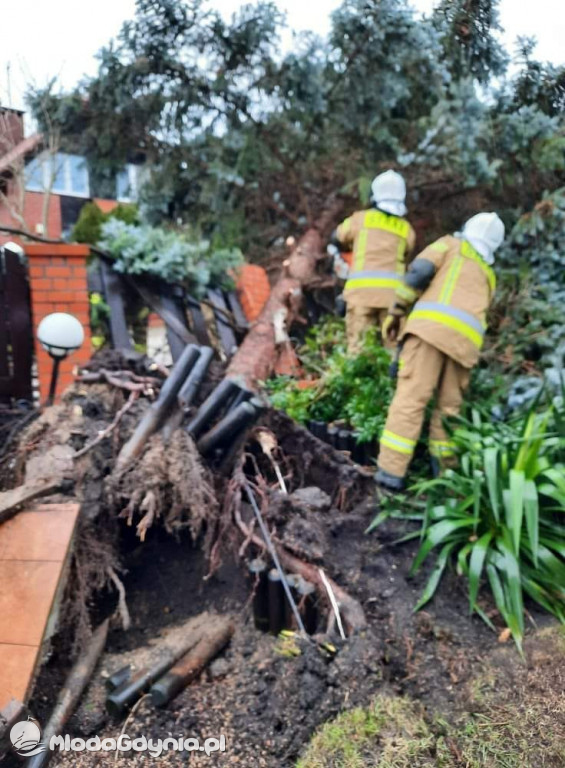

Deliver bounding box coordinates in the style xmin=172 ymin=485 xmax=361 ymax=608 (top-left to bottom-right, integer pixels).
xmin=337 ymin=209 xmax=416 ymax=309
xmin=401 ymin=235 xmax=496 ymax=368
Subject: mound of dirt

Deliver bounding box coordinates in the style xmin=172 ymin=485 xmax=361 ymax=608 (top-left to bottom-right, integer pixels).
xmin=3 ymin=371 xmax=558 ymax=768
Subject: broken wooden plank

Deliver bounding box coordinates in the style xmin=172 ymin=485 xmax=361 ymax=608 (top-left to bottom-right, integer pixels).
xmin=0 ymin=479 xmax=62 ymax=526
xmin=129 ymin=279 xmax=196 ymax=349
xmin=100 ymin=261 xmax=133 ymax=351
xmin=187 ymin=295 xmax=212 ymax=346
xmin=225 ymin=290 xmax=249 ymax=332
xmin=207 ymin=289 xmax=238 ymax=357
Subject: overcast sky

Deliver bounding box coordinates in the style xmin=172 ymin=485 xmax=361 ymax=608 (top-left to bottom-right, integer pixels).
xmin=2 ymin=0 xmax=563 ymax=115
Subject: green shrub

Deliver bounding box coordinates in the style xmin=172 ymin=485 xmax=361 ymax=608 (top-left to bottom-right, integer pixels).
xmin=370 ymin=401 xmax=565 ymax=651
xmin=73 ymin=202 xmax=139 ymax=244
xmin=267 ymin=320 xmax=394 ymax=443
xmin=499 ymin=188 xmax=565 ymax=289
xmin=98 ymin=218 xmax=243 ymax=294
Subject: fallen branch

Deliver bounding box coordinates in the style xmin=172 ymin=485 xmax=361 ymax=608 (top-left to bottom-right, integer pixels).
xmin=0 ymin=478 xmax=62 ymax=526
xmin=28 ymin=619 xmax=110 ymax=768
xmin=74 ymin=392 xmax=139 ymax=459
xmin=76 ymin=370 xmax=161 ymax=393
xmin=115 ymin=345 xmax=200 ymax=473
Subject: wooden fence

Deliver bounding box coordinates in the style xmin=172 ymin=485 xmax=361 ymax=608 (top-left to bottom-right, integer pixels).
xmin=0 ymin=248 xmax=33 ymax=403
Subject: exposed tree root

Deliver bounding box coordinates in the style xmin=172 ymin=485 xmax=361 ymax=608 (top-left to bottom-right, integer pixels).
xmin=73 ymin=391 xmax=139 ymax=458
xmin=228 ymin=459 xmax=367 ymax=634
xmin=61 ymin=514 xmax=123 ymax=656
xmin=109 ymin=430 xmax=219 ymax=546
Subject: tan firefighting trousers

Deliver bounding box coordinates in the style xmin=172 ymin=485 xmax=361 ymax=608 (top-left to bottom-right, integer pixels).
xmin=346 ymin=305 xmax=392 ymax=354
xmin=377 ymin=335 xmax=471 ymax=478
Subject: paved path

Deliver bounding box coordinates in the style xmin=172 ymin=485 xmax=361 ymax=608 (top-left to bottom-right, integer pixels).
xmin=0 ymin=502 xmax=79 ymax=711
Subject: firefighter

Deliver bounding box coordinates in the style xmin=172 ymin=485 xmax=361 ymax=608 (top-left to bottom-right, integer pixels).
xmin=329 ymin=171 xmax=416 ymax=354
xmin=376 ymin=212 xmax=505 ymax=491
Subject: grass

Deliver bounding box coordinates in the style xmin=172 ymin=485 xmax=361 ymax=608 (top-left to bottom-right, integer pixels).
xmin=297 ymin=627 xmax=565 ymax=768
xmin=296 ymin=696 xmax=438 ymax=768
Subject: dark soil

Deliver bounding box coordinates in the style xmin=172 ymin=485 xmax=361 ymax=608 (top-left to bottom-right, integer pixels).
xmin=3 ymin=376 xmax=555 ymax=767
xmin=25 ymin=486 xmax=536 ymax=767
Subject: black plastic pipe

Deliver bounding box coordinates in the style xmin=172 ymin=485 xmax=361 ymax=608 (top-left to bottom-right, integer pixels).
xmin=116 ymin=344 xmax=201 ymax=471
xmin=177 ymin=346 xmax=214 ymax=411
xmin=337 ymin=429 xmax=351 ymax=452
xmin=150 ymin=620 xmax=234 ymax=707
xmin=249 ymin=558 xmax=269 ymax=632
xmin=229 ymin=386 xmax=254 ymax=411
xmin=267 ymin=568 xmax=285 ymax=636
xmin=283 ymin=574 xmax=302 ymax=631
xmin=197 ymin=400 xmax=258 ymax=457
xmin=297 ymin=578 xmax=318 ymax=634
xmin=186 ymin=378 xmax=240 ymax=439
xmin=105 ymin=665 xmax=131 ymax=692
xmin=313 ymin=421 xmax=328 ymax=442
xmin=326 ymin=425 xmax=339 ymax=448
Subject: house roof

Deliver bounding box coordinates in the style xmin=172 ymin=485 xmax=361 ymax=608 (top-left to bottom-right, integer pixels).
xmin=0 ymin=133 xmax=43 ymax=176
xmin=0 ymin=106 xmax=25 ymax=115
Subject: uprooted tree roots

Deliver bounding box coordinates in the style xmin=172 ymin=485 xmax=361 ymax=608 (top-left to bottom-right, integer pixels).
xmin=4 ymin=372 xmax=374 ymax=653
xmin=109 ymin=430 xmax=219 ymax=546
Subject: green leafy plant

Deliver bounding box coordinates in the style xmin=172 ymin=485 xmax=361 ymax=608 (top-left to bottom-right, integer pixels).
xmin=73 ymin=202 xmax=139 ymax=244
xmin=370 ymin=402 xmax=565 ymax=651
xmin=99 ymin=219 xmax=244 ymax=295
xmin=89 ymin=291 xmax=111 ymax=348
xmin=267 ymin=319 xmax=394 ymax=444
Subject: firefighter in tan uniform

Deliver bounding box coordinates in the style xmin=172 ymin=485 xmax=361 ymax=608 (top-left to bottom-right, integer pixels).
xmin=331 ymin=171 xmax=416 ymax=353
xmin=375 ymin=212 xmax=505 ymax=491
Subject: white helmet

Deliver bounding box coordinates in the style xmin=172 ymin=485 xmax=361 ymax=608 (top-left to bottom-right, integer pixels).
xmin=371 ymin=170 xmax=407 ymax=217
xmin=461 ymin=212 xmax=505 ymax=265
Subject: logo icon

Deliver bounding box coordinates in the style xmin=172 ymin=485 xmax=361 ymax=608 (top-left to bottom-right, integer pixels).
xmin=10 ymin=717 xmax=45 ymax=757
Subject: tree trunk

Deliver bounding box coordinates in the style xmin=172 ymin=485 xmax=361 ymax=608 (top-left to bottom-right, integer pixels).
xmin=226 ymin=204 xmax=341 ymax=390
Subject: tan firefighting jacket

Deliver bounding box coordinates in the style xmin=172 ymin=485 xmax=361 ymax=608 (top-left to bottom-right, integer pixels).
xmin=337 ymin=209 xmax=416 ymax=309
xmin=398 ymin=235 xmax=496 ymax=369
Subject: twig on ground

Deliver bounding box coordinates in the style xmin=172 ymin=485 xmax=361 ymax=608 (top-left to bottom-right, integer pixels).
xmin=107 ymin=567 xmax=131 ymax=631
xmin=238 ymin=517 xmax=257 ymax=558
xmin=319 ymin=567 xmax=346 ymax=640
xmin=74 ymin=392 xmax=139 ymax=459
xmin=77 ymin=370 xmax=161 ymax=393
xmin=114 ymin=694 xmax=150 ymax=764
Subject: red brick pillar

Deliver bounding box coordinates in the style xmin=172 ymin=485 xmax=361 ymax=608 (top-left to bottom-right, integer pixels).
xmin=236 ymin=264 xmax=271 ymax=322
xmin=26 ymin=244 xmax=92 ymax=403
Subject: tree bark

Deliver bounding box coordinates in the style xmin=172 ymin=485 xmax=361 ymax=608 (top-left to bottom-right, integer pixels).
xmin=226 ymin=204 xmax=342 ymax=390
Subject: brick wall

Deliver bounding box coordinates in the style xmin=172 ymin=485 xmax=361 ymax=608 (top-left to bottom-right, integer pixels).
xmin=236 ymin=264 xmax=271 ymax=322
xmin=26 ymin=244 xmax=92 ymax=403
xmin=0 ymin=190 xmax=63 ymax=245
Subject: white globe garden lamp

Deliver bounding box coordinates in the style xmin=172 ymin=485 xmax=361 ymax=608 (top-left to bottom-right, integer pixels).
xmin=37 ymin=313 xmax=85 ymax=405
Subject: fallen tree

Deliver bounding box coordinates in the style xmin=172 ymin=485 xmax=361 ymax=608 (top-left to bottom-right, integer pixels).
xmin=227 ymin=204 xmax=342 ymax=390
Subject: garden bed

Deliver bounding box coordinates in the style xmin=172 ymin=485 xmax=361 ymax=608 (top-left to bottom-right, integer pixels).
xmin=3 ymin=368 xmax=561 ymax=766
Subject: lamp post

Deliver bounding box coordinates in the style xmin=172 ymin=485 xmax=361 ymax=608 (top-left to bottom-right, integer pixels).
xmin=36 ymin=313 xmax=85 ymax=406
